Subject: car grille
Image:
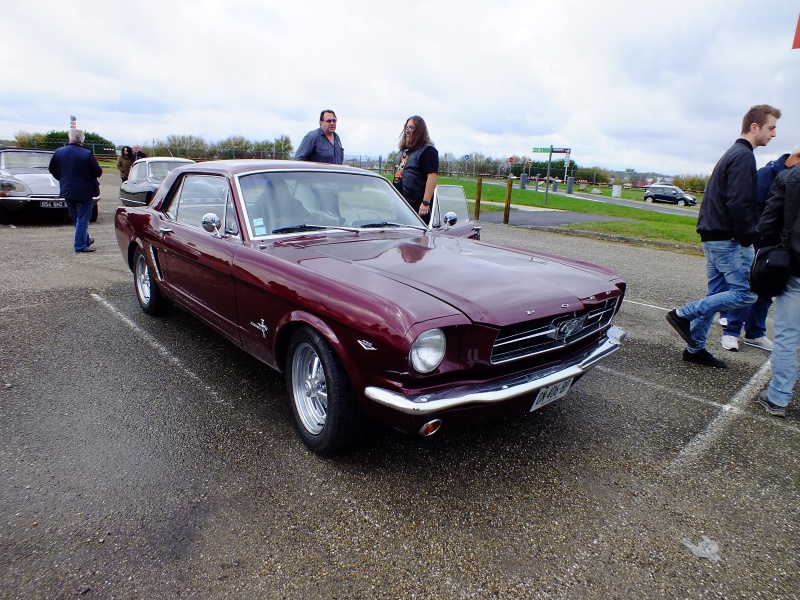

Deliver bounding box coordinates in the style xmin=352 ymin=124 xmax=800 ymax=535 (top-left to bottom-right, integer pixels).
xmin=490 ymin=297 xmax=620 ymax=364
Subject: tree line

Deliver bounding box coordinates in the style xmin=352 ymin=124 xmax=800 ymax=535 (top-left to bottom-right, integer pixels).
xmin=11 ymin=130 xmax=709 ymax=191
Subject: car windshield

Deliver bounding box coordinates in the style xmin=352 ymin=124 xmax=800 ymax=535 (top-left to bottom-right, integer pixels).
xmin=148 ymin=161 xmax=187 ymax=181
xmin=0 ymin=151 xmax=52 ymax=169
xmin=237 ymin=171 xmax=424 ymax=237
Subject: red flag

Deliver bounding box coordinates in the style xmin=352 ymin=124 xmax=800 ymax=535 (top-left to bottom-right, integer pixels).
xmin=794 ymin=12 xmax=800 ymax=48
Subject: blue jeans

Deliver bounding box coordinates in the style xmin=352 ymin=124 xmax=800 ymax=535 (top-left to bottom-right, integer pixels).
xmin=679 ymin=240 xmax=756 ymax=350
xmin=65 ymin=197 xmax=93 ymax=251
xmin=766 ymin=275 xmax=800 ymax=408
xmin=725 ymin=294 xmax=772 ymax=339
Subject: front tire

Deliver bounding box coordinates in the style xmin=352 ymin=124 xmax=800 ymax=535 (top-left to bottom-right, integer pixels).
xmin=285 ymin=327 xmax=365 ymax=454
xmin=133 ymin=247 xmax=169 ymax=315
xmin=645 ymin=197 xmax=653 ymax=203
xmin=677 ymin=199 xmax=686 ymax=207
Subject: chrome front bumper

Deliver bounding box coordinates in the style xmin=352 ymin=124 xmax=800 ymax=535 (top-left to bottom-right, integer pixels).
xmin=364 ymin=325 xmax=626 ymax=415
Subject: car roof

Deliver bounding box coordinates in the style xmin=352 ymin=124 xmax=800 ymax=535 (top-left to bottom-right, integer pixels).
xmin=133 ymin=157 xmax=195 ymax=164
xmin=0 ymin=147 xmax=54 ymax=154
xmin=169 ymin=159 xmax=382 ymax=178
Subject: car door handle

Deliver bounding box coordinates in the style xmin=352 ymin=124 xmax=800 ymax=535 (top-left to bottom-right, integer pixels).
xmin=159 ymin=227 xmax=174 ymax=234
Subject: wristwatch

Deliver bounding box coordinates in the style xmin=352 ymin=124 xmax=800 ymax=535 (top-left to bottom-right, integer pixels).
xmin=421 ymin=200 xmax=431 ymax=206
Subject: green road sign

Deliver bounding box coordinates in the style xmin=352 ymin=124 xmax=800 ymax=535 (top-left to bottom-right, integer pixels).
xmin=531 ymin=147 xmax=550 ymax=152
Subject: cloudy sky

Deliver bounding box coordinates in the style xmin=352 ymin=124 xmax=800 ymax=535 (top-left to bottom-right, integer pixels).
xmin=2 ymin=1 xmax=799 ymax=175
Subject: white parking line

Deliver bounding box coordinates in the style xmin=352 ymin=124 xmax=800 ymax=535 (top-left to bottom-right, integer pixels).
xmin=669 ymin=361 xmax=777 ymax=470
xmin=91 ymin=293 xmax=221 ymax=402
xmin=616 ymin=297 xmax=800 ymax=467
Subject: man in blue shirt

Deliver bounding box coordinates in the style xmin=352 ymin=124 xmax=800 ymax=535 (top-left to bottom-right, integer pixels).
xmin=295 ymin=110 xmax=344 ymax=164
xmin=48 ymin=130 xmax=103 ymax=253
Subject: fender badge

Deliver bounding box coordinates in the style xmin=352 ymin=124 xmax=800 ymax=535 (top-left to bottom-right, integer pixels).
xmin=250 ymin=319 xmax=269 ymax=338
xmin=358 ymin=340 xmax=377 ymax=350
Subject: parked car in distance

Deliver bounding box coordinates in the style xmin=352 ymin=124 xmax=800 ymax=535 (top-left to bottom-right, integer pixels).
xmin=644 ymin=184 xmax=697 ymax=207
xmin=114 ymin=160 xmax=626 ymax=454
xmin=0 ymin=147 xmax=100 ymax=223
xmin=119 ymin=157 xmax=195 ymax=207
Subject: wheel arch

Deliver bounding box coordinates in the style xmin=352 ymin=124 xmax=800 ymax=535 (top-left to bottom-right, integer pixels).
xmin=274 ymin=311 xmax=348 ymax=377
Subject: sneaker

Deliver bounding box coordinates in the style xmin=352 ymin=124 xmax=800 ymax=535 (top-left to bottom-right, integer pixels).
xmin=744 ymin=336 xmax=773 ymax=351
xmin=721 ymin=335 xmax=739 ymax=351
xmin=666 ymin=310 xmax=694 ymax=346
xmin=682 ymin=348 xmax=728 ymax=368
xmin=758 ymin=390 xmax=787 ymax=417
xmin=718 ymin=317 xmax=728 ymax=327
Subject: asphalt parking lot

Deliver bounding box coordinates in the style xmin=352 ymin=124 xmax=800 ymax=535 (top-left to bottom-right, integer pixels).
xmin=1 ymin=172 xmax=798 ymax=598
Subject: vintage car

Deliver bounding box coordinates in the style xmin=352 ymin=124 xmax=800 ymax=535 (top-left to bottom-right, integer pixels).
xmin=0 ymin=147 xmax=100 ymax=223
xmin=114 ymin=160 xmax=626 ymax=453
xmin=119 ymin=157 xmax=195 ymax=207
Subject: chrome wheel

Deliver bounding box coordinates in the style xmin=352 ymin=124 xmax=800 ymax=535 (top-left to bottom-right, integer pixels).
xmin=132 ymin=247 xmax=168 ymax=315
xmin=135 ymin=252 xmax=152 ymax=305
xmin=291 ymin=342 xmax=328 ymax=435
xmin=285 ymin=327 xmax=365 ymax=453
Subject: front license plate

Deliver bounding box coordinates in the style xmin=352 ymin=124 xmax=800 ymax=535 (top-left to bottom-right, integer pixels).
xmin=40 ymin=200 xmax=66 ymax=209
xmin=530 ymin=378 xmax=573 ymax=412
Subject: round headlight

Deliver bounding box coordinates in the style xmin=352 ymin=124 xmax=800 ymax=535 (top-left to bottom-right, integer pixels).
xmin=410 ymin=328 xmax=446 ymax=373
xmin=0 ymin=178 xmax=27 ymax=196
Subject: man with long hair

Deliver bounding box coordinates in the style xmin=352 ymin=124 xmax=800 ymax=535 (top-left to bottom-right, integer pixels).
xmin=393 ymin=116 xmax=438 ymax=223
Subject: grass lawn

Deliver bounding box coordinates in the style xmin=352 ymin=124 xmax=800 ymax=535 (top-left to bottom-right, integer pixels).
xmin=440 ymin=176 xmax=701 ymax=247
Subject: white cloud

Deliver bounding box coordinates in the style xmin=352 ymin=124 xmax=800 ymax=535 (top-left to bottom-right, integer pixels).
xmin=2 ymin=0 xmax=799 ymax=174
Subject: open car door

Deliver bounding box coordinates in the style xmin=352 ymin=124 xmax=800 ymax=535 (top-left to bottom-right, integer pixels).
xmin=428 ymin=185 xmax=481 ymax=239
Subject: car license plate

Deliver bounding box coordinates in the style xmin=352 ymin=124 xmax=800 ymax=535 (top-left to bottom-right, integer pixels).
xmin=530 ymin=378 xmax=573 ymax=412
xmin=40 ymin=200 xmax=66 ymax=209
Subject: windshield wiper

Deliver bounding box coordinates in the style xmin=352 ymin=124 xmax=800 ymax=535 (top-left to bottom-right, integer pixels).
xmin=271 ymin=224 xmax=328 ymax=234
xmin=359 ymin=221 xmax=428 ymax=232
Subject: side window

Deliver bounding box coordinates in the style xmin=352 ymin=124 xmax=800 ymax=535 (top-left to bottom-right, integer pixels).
xmin=163 ymin=175 xmax=230 ymax=228
xmin=129 ymin=163 xmax=141 ymax=181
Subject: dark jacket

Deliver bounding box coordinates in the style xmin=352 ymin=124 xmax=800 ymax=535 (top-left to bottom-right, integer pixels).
xmin=756 ymin=153 xmax=789 ymax=213
xmin=117 ymin=154 xmax=134 ymax=179
xmin=294 ymin=128 xmax=344 ymax=164
xmin=697 ymin=138 xmax=758 ymax=247
xmin=48 ymin=143 xmax=103 ymax=200
xmin=756 ymin=166 xmax=800 ymax=275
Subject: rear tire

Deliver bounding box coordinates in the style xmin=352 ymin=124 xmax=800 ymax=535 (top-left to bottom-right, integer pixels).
xmin=133 ymin=247 xmax=169 ymax=315
xmin=285 ymin=327 xmax=365 ymax=454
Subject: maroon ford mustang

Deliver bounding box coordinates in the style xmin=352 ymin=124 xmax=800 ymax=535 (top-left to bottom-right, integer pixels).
xmin=115 ymin=160 xmax=626 ymax=453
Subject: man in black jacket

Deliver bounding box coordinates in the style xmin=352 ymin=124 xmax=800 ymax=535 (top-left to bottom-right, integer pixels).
xmin=48 ymin=130 xmax=103 ymax=252
xmin=754 ymin=165 xmax=800 ymax=416
xmin=666 ymin=104 xmax=781 ymax=368
xmin=721 ymin=143 xmax=800 ymax=352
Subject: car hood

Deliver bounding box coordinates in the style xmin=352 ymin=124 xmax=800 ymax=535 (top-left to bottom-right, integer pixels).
xmin=2 ymin=168 xmax=60 ymax=196
xmin=297 ymin=232 xmax=622 ymax=326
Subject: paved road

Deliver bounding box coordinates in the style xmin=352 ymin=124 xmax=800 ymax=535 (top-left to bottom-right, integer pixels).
xmin=480 ymin=179 xmax=699 ymax=224
xmin=1 ymin=171 xmax=798 ymax=598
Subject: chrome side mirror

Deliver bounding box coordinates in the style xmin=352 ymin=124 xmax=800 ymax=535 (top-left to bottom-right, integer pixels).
xmin=201 ymin=212 xmax=222 ymax=236
xmin=443 ymin=211 xmax=458 ymax=227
